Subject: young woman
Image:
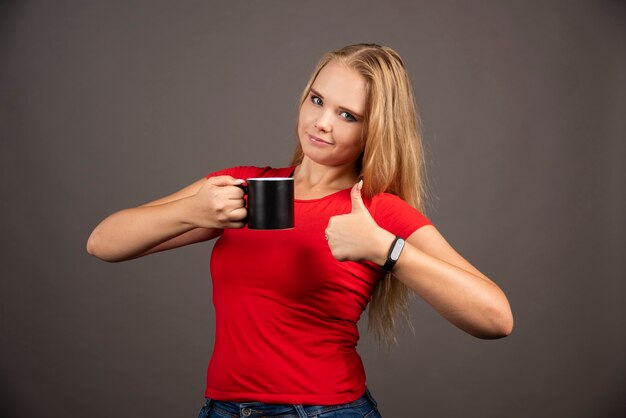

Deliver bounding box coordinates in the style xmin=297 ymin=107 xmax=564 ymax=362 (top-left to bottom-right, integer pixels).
xmin=87 ymin=43 xmax=513 ymax=418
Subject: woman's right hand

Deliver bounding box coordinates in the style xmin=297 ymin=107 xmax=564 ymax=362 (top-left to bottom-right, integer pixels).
xmin=190 ymin=176 xmax=247 ymax=229
xmin=87 ymin=174 xmax=248 ymax=262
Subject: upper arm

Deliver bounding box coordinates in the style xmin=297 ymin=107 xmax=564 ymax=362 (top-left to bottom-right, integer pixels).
xmin=406 ymin=225 xmax=494 ymax=284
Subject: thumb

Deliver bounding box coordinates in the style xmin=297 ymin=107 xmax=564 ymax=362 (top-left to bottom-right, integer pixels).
xmin=208 ymin=175 xmax=245 ymax=187
xmin=351 ymin=179 xmax=367 ymax=213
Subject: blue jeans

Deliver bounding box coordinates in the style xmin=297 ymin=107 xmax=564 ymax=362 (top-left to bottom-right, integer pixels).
xmin=196 ymin=389 xmax=382 ymax=417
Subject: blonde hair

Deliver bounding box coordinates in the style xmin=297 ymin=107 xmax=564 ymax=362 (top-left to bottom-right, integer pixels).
xmin=290 ymin=44 xmax=430 ymax=349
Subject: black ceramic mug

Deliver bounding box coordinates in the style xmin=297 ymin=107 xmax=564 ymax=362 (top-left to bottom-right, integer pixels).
xmin=239 ymin=177 xmax=294 ymax=230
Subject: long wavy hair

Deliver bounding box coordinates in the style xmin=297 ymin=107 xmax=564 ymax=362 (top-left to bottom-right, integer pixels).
xmin=290 ymin=44 xmax=430 ymax=349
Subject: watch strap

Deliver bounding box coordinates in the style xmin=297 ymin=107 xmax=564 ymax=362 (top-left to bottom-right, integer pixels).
xmin=381 ymin=236 xmax=405 ymax=272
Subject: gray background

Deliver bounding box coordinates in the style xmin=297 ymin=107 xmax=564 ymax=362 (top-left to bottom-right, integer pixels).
xmin=1 ymin=1 xmax=624 ymax=417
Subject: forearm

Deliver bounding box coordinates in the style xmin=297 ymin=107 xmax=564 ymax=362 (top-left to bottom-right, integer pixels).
xmin=326 ymin=182 xmax=513 ymax=339
xmin=87 ymin=196 xmax=207 ymax=262
xmin=370 ymin=230 xmax=513 ymax=339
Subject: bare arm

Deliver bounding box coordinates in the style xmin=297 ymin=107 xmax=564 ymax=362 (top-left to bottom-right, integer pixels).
xmin=325 ymin=181 xmax=513 ymax=339
xmin=369 ymin=225 xmax=514 ymax=339
xmin=86 ymin=176 xmax=246 ymax=262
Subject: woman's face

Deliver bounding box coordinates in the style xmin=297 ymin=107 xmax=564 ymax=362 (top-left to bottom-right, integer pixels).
xmin=297 ymin=61 xmax=367 ymax=169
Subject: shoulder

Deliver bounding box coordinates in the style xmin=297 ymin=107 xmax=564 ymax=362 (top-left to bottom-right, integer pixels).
xmin=205 ymin=165 xmax=295 ymax=179
xmin=370 ymin=192 xmax=414 ymax=213
xmin=370 ymin=192 xmax=434 ymax=239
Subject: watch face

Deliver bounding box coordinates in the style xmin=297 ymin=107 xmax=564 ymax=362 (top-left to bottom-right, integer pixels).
xmin=390 ymin=238 xmax=405 ymax=260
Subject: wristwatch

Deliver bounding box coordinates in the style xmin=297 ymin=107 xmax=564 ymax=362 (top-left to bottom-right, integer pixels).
xmin=381 ymin=236 xmax=405 ymax=272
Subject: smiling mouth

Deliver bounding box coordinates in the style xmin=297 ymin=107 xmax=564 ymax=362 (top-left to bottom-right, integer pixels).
xmin=308 ymin=134 xmax=332 ymax=145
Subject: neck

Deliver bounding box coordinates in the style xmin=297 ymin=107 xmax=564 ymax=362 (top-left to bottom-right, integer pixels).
xmin=293 ymin=157 xmax=360 ymax=191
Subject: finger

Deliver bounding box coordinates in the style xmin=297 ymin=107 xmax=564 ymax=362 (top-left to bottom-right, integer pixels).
xmin=228 ymin=206 xmax=248 ymax=221
xmin=224 ymin=221 xmax=246 ymax=229
xmin=350 ymin=179 xmax=367 ymax=213
xmin=208 ymin=175 xmax=245 ymax=187
xmin=221 ymin=186 xmax=245 ymax=199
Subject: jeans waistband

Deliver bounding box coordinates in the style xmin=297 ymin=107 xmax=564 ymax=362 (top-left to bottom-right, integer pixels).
xmin=205 ymin=388 xmax=376 ymax=417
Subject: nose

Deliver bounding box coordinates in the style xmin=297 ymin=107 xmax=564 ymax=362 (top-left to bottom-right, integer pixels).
xmin=314 ymin=110 xmax=333 ymax=133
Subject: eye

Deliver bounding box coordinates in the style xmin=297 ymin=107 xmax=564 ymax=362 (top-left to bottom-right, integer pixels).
xmin=340 ymin=111 xmax=357 ymax=122
xmin=310 ymin=95 xmax=323 ymax=106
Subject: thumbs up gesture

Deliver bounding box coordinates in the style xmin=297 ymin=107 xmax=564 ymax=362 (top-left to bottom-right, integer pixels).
xmin=325 ymin=180 xmax=395 ymax=262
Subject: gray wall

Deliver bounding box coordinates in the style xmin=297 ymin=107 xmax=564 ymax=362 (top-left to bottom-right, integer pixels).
xmin=1 ymin=1 xmax=624 ymax=417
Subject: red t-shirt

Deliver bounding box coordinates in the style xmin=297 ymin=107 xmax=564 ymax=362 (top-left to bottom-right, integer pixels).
xmin=203 ymin=166 xmax=433 ymax=404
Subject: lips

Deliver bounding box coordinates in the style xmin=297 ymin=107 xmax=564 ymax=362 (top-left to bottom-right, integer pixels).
xmin=308 ymin=134 xmax=332 ymax=145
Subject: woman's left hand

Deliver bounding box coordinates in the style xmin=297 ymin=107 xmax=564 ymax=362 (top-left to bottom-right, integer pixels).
xmin=325 ymin=180 xmax=395 ymax=263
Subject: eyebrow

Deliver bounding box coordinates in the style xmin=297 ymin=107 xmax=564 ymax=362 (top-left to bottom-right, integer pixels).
xmin=309 ymin=88 xmax=364 ymax=120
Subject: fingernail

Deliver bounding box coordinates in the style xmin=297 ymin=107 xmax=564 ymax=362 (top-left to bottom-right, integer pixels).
xmin=234 ymin=179 xmax=245 ymax=184
xmin=358 ymin=179 xmax=363 ymax=190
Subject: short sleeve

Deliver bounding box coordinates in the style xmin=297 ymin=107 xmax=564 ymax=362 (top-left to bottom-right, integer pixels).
xmin=371 ymin=193 xmax=434 ymax=239
xmin=205 ymin=166 xmax=249 ymax=180
xmin=205 ymin=166 xmax=295 ymax=180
